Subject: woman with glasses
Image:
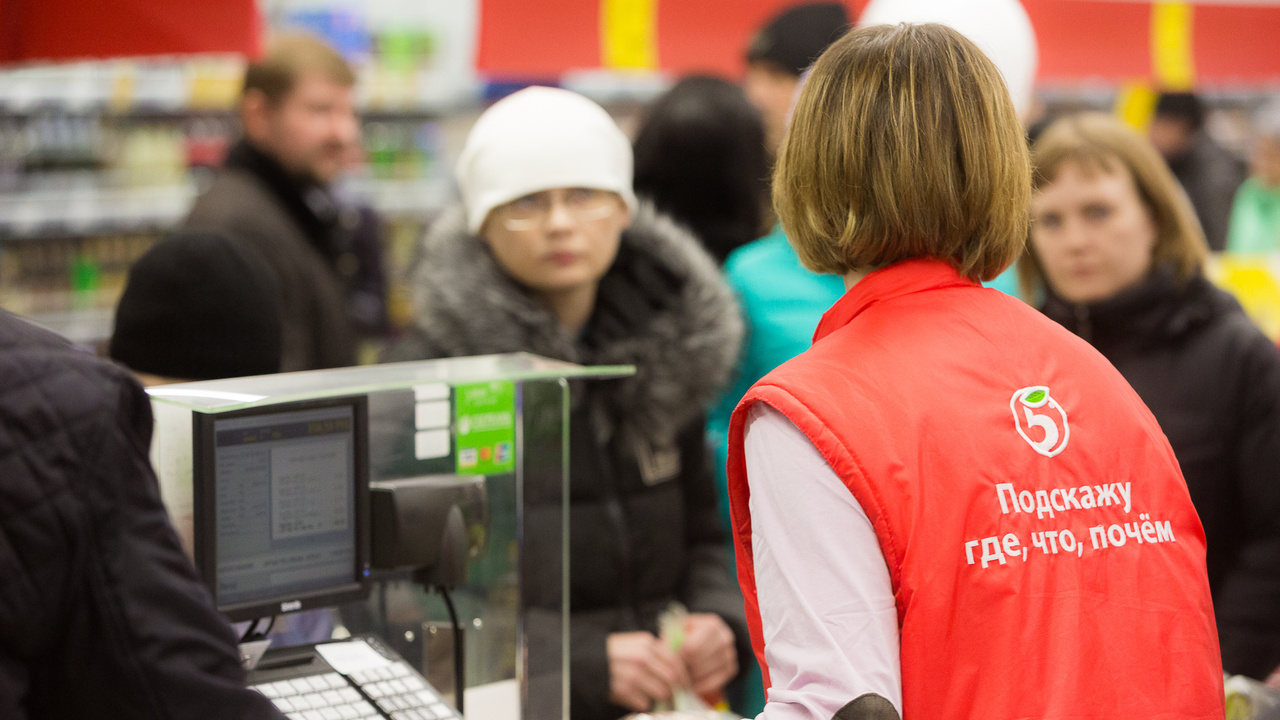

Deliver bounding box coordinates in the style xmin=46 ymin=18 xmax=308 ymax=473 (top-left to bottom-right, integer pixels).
xmin=387 ymin=86 xmax=748 ymax=720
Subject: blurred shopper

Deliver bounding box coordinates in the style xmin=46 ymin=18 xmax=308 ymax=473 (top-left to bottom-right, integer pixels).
xmin=386 ymin=87 xmax=748 ymax=720
xmin=1149 ymin=91 xmax=1247 ymax=251
xmin=1227 ymin=101 xmax=1280 ymax=253
xmin=1022 ymin=111 xmax=1280 ymax=682
xmin=731 ymin=25 xmax=1222 ymax=719
xmin=109 ymin=232 xmax=337 ymax=647
xmin=184 ymin=32 xmax=374 ymax=371
xmin=744 ymin=2 xmax=850 ymax=159
xmin=0 ymin=310 xmax=284 ymax=720
xmin=110 ymin=231 xmax=283 ymax=384
xmin=633 ymin=76 xmax=768 ymax=264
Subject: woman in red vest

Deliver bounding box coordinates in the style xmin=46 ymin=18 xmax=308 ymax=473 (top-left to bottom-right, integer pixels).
xmin=726 ymin=23 xmax=1224 ymax=720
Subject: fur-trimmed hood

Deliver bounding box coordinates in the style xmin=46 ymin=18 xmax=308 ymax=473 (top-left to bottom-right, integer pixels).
xmin=401 ymin=200 xmax=743 ymax=446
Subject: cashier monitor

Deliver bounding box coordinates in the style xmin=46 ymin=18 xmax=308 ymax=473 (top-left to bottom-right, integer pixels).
xmin=192 ymin=396 xmax=372 ymax=622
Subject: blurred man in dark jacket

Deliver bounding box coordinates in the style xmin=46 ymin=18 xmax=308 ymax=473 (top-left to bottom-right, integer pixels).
xmin=185 ymin=33 xmax=384 ymax=371
xmin=1149 ymin=92 xmax=1247 ymax=252
xmin=0 ymin=312 xmax=283 ymax=720
xmin=743 ymin=2 xmax=850 ymax=158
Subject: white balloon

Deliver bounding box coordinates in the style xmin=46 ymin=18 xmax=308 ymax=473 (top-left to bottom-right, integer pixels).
xmin=858 ymin=0 xmax=1038 ymax=119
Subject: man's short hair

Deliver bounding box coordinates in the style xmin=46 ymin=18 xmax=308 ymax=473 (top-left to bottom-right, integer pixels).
xmin=242 ymin=32 xmax=355 ymax=104
xmin=773 ymin=23 xmax=1030 ymax=283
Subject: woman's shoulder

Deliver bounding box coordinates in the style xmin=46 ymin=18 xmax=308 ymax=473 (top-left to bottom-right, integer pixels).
xmin=1172 ymin=277 xmax=1280 ymax=369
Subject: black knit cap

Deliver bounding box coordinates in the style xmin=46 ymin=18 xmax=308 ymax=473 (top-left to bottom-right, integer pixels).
xmin=110 ymin=231 xmax=284 ymax=381
xmin=746 ymin=2 xmax=852 ymax=77
xmin=1154 ymin=92 xmax=1206 ymax=132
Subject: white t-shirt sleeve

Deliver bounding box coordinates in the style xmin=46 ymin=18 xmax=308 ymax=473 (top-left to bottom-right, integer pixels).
xmin=743 ymin=403 xmax=902 ymax=719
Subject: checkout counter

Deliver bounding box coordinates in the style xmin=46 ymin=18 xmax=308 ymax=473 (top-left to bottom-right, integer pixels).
xmin=145 ymin=352 xmax=633 ymax=720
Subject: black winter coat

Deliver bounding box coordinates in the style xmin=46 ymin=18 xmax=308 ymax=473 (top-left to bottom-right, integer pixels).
xmin=386 ymin=202 xmax=748 ymax=720
xmin=0 ymin=312 xmax=282 ymax=720
xmin=1042 ymin=269 xmax=1280 ymax=679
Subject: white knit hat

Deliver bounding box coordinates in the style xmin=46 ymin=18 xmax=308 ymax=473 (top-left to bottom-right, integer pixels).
xmin=456 ymin=86 xmax=639 ymax=233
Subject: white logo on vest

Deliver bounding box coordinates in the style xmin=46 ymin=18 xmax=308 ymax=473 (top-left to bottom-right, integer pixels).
xmin=1011 ymin=386 xmax=1070 ymax=457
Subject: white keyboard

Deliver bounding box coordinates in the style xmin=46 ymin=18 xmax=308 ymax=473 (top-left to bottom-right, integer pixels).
xmin=250 ymin=661 xmax=460 ymax=720
xmin=253 ymin=671 xmax=379 ymax=719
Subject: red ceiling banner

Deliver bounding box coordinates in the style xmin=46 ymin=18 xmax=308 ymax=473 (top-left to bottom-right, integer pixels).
xmin=0 ymin=0 xmax=260 ymax=64
xmin=477 ymin=0 xmax=1280 ymax=85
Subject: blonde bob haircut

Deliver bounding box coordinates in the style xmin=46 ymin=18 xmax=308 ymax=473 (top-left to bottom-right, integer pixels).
xmin=1017 ymin=112 xmax=1209 ymax=299
xmin=774 ymin=23 xmax=1030 ymax=282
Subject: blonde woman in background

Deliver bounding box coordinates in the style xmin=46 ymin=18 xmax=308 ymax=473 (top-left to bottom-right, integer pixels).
xmin=1022 ymin=111 xmax=1280 ymax=682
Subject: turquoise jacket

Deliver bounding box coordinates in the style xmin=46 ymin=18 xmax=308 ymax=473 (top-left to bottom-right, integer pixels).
xmin=708 ymin=227 xmax=847 ymax=534
xmin=1227 ymin=177 xmax=1280 ymax=253
xmin=706 ymin=227 xmax=845 ymax=716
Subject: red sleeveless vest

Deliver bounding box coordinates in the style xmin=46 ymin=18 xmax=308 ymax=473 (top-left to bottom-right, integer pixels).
xmin=727 ymin=259 xmax=1223 ymax=719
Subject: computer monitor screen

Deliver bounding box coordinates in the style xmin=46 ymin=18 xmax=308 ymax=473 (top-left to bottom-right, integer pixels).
xmin=193 ymin=396 xmax=371 ymax=622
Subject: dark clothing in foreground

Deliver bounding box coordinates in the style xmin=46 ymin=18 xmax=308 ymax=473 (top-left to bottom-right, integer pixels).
xmin=0 ymin=311 xmax=282 ymax=720
xmin=386 ymin=202 xmax=749 ymax=720
xmin=1042 ymin=268 xmax=1280 ymax=680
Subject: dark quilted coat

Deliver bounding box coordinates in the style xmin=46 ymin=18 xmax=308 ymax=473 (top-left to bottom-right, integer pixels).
xmin=0 ymin=312 xmax=282 ymax=720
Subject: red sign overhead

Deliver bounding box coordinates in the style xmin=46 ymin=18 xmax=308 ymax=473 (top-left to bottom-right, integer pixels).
xmin=0 ymin=0 xmax=260 ymax=64
xmin=478 ymin=0 xmax=1280 ymax=85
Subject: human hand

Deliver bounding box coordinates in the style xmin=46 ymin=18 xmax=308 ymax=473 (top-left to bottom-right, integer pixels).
xmin=677 ymin=613 xmax=738 ymax=701
xmin=607 ymin=631 xmax=690 ymax=712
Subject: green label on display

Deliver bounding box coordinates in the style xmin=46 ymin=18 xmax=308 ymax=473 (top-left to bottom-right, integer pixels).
xmin=454 ymin=380 xmax=516 ymax=475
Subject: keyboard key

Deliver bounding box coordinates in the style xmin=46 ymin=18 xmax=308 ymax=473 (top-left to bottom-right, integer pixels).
xmin=289 ymin=714 xmax=307 ymax=720
xmin=431 ymin=703 xmax=456 ymax=719
xmin=252 ymin=683 xmax=278 ymax=698
xmin=319 ymin=708 xmax=342 ymax=720
xmin=387 ymin=680 xmax=408 ymax=694
xmin=400 ymin=677 xmax=425 ymax=692
xmin=307 ymin=676 xmax=330 ymax=692
xmin=338 ymin=688 xmax=361 ymax=703
xmin=272 ymin=698 xmax=295 ymax=713
xmin=376 ymin=667 xmax=396 ymax=681
xmin=322 ymin=673 xmax=347 ymax=689
xmin=272 ymin=680 xmax=299 ymax=697
xmin=337 ymin=705 xmax=359 ymax=720
xmin=303 ymin=711 xmax=325 ymax=720
xmin=290 ymin=678 xmax=315 ymax=695
xmin=390 ymin=663 xmax=411 ymax=677
xmin=352 ymin=700 xmax=379 ymax=718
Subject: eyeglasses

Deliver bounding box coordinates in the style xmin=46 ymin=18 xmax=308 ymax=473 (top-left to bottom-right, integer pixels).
xmin=499 ymin=188 xmax=618 ymax=231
